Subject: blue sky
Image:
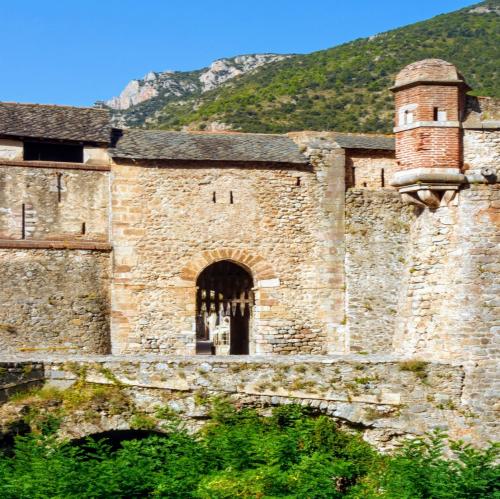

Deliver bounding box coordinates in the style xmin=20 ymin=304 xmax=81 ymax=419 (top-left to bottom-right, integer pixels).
xmin=0 ymin=0 xmax=475 ymax=106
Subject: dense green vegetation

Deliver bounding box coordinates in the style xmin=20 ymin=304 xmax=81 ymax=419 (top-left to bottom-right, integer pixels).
xmin=0 ymin=403 xmax=498 ymax=498
xmin=146 ymin=1 xmax=499 ymax=134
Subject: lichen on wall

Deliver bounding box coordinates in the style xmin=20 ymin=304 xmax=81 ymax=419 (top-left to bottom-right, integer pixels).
xmin=1 ymin=355 xmax=495 ymax=450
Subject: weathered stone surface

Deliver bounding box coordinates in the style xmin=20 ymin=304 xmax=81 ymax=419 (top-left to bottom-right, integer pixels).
xmin=345 ymin=189 xmax=415 ymax=353
xmin=393 ymin=185 xmax=500 ymax=362
xmin=345 ymin=149 xmax=397 ymax=189
xmin=0 ymin=249 xmax=111 ymax=354
xmin=0 ymin=355 xmax=495 ymax=450
xmin=464 ymin=129 xmax=500 ymax=176
xmin=110 ymin=134 xmax=346 ymax=356
xmin=0 ymin=165 xmax=109 ymax=241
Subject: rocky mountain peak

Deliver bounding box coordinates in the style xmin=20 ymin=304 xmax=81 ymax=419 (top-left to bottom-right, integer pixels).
xmin=104 ymin=53 xmax=290 ymax=111
xmin=199 ymin=54 xmax=290 ymax=91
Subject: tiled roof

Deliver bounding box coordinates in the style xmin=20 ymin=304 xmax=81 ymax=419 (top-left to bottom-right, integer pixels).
xmin=0 ymin=102 xmax=112 ymax=144
xmin=0 ymin=101 xmax=394 ymax=157
xmin=111 ymin=129 xmax=308 ymax=164
xmin=332 ymin=132 xmax=395 ymax=150
xmin=394 ymin=59 xmax=463 ymax=88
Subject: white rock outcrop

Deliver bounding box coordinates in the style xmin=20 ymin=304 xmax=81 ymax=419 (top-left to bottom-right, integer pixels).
xmin=105 ymin=54 xmax=289 ymax=110
xmin=199 ymin=54 xmax=289 ymax=91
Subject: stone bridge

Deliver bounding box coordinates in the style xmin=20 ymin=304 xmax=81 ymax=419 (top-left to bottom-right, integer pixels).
xmin=0 ymin=355 xmax=496 ymax=450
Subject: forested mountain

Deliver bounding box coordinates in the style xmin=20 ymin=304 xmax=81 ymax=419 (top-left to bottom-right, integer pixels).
xmin=107 ymin=1 xmax=499 ymax=134
xmin=100 ymin=55 xmax=291 ymax=128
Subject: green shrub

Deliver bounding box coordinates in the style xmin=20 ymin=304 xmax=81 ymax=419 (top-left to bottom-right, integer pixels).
xmin=0 ymin=404 xmax=497 ymax=498
xmin=351 ymin=430 xmax=500 ymax=498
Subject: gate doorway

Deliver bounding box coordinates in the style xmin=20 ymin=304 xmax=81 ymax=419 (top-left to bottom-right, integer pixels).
xmin=196 ymin=261 xmax=253 ymax=355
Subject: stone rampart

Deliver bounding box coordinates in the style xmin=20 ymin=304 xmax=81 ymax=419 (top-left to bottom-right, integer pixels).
xmin=0 ymin=354 xmax=495 ymax=450
xmin=345 ymin=190 xmax=415 ymax=353
xmin=393 ymin=184 xmax=499 ymax=361
xmin=0 ymin=249 xmax=111 ymax=354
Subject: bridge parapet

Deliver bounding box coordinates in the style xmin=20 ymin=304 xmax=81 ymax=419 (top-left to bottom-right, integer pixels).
xmin=0 ymin=355 xmax=495 ymax=450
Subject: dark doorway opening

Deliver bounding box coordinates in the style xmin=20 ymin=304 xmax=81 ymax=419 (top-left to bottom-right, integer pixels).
xmin=196 ymin=260 xmax=253 ymax=355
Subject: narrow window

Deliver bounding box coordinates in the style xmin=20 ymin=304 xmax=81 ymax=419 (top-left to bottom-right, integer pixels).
xmin=212 ymin=192 xmax=216 ymax=203
xmin=399 ymin=105 xmax=417 ymax=126
xmin=81 ymin=222 xmax=86 ymax=235
xmin=296 ymin=177 xmax=301 ymax=187
xmin=229 ymin=191 xmax=234 ymax=204
xmin=433 ymin=108 xmax=448 ymax=122
xmin=381 ymin=168 xmax=385 ymax=188
xmin=21 ymin=204 xmax=26 ymax=239
xmin=56 ymin=173 xmax=63 ymax=203
xmin=363 ymin=182 xmax=367 ymax=188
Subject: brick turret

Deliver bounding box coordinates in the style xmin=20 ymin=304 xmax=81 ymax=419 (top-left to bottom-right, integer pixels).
xmin=390 ymin=59 xmax=469 ymax=207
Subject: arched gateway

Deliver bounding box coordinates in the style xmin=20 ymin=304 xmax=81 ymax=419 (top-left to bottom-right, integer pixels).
xmin=195 ymin=260 xmax=254 ymax=355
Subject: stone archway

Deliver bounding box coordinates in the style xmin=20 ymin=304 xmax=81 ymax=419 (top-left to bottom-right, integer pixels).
xmin=196 ymin=260 xmax=253 ymax=355
xmin=179 ymin=249 xmax=279 ymax=356
xmin=179 ymin=249 xmax=277 ymax=284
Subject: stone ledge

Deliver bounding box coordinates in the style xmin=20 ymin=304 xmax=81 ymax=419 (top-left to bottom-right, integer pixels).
xmin=389 ymin=79 xmax=469 ymax=92
xmin=0 ymin=239 xmax=112 ymax=251
xmin=463 ymin=120 xmax=500 ymax=130
xmin=0 ymin=159 xmax=111 ymax=171
xmin=390 ymin=168 xmax=465 ymax=188
xmin=0 ymin=353 xmax=464 ymax=366
xmin=394 ymin=120 xmax=461 ymax=133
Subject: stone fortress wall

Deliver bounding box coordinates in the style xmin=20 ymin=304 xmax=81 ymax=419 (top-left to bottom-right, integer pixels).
xmin=0 ymin=165 xmax=109 ymax=241
xmin=345 ymin=149 xmax=397 ymax=189
xmin=0 ymin=132 xmax=409 ymax=358
xmin=393 ymin=184 xmax=499 ymax=362
xmin=345 ymin=189 xmax=415 ymax=353
xmin=464 ymin=128 xmax=500 ymax=175
xmin=0 ymin=59 xmax=498 ymax=447
xmin=0 ymin=143 xmax=112 ymax=354
xmin=0 ymin=111 xmax=497 ymax=361
xmin=0 ymin=249 xmax=111 ymax=354
xmin=110 ymin=143 xmax=345 ymax=356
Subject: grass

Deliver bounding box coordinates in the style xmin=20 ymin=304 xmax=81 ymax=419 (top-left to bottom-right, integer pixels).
xmin=399 ymin=359 xmax=429 ymax=381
